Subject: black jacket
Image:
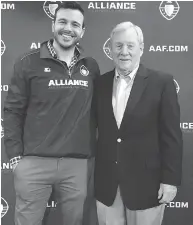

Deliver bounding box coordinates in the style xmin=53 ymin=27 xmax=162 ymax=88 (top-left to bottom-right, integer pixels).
xmin=4 ymin=41 xmax=100 ymax=159
xmin=93 ymin=64 xmax=183 ymax=210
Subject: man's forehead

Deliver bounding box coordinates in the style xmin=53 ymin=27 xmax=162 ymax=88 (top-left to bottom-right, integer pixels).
xmin=56 ymin=8 xmax=84 ymax=20
xmin=112 ymin=28 xmax=138 ymax=41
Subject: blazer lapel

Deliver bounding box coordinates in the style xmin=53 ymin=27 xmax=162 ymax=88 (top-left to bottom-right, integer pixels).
xmin=103 ymin=69 xmax=118 ymax=131
xmin=120 ymin=64 xmax=149 ymax=129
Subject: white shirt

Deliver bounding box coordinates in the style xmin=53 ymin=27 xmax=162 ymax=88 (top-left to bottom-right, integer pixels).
xmin=112 ymin=65 xmax=139 ymax=129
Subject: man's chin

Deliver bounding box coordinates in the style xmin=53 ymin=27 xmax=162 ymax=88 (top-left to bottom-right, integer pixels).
xmin=119 ymin=67 xmax=132 ymax=73
xmin=60 ymin=43 xmax=76 ymax=50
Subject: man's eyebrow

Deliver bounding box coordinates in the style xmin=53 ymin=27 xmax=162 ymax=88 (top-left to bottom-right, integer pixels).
xmin=57 ymin=18 xmax=67 ymax=21
xmin=72 ymin=21 xmax=81 ymax=25
xmin=57 ymin=18 xmax=81 ymax=26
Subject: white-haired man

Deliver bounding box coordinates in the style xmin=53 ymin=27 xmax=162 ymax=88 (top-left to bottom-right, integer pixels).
xmin=93 ymin=22 xmax=183 ymax=225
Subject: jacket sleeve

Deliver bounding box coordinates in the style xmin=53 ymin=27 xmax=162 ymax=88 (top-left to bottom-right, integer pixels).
xmin=3 ymin=57 xmax=29 ymax=159
xmin=159 ymin=75 xmax=183 ymax=186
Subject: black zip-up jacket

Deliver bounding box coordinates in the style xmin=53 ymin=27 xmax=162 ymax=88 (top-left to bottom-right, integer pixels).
xmin=4 ymin=41 xmax=100 ymax=159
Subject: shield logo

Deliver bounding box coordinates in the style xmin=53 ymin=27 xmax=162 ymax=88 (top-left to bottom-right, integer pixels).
xmin=1 ymin=40 xmax=6 ymax=56
xmin=173 ymin=79 xmax=180 ymax=93
xmin=43 ymin=1 xmax=63 ymax=19
xmin=103 ymin=38 xmax=113 ymax=60
xmin=1 ymin=197 xmax=9 ymax=218
xmin=1 ymin=119 xmax=4 ymax=138
xmin=159 ymin=1 xmax=180 ymax=20
xmin=80 ymin=65 xmax=89 ymax=76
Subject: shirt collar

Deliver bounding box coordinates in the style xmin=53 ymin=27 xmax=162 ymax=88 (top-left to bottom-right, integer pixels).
xmin=47 ymin=39 xmax=81 ymax=60
xmin=115 ymin=64 xmax=139 ymax=82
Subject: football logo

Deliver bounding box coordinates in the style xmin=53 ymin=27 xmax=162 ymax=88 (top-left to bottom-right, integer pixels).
xmin=80 ymin=65 xmax=89 ymax=76
xmin=43 ymin=1 xmax=63 ymax=19
xmin=103 ymin=38 xmax=112 ymax=60
xmin=159 ymin=1 xmax=180 ymax=20
xmin=1 ymin=40 xmax=6 ymax=56
xmin=44 ymin=67 xmax=51 ymax=72
xmin=173 ymin=79 xmax=180 ymax=93
xmin=1 ymin=197 xmax=9 ymax=218
xmin=1 ymin=119 xmax=4 ymax=138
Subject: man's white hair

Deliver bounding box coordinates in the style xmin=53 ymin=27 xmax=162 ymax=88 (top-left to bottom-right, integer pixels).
xmin=110 ymin=21 xmax=144 ymax=44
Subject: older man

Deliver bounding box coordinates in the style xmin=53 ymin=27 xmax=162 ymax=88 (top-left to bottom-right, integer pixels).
xmin=93 ymin=22 xmax=183 ymax=225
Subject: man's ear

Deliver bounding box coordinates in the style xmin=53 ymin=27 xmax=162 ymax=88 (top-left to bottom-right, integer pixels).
xmin=140 ymin=42 xmax=144 ymax=57
xmin=80 ymin=27 xmax=85 ymax=38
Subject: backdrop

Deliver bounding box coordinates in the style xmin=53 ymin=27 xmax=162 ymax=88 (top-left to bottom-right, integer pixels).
xmin=1 ymin=1 xmax=193 ymax=225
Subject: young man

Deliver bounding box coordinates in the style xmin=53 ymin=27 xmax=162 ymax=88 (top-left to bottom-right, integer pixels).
xmin=94 ymin=21 xmax=183 ymax=225
xmin=4 ymin=2 xmax=99 ymax=225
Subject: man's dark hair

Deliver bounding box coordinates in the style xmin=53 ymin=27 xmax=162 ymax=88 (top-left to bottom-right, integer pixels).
xmin=53 ymin=2 xmax=85 ymax=28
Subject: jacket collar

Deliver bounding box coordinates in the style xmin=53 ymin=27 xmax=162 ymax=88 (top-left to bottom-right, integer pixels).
xmin=40 ymin=39 xmax=85 ymax=60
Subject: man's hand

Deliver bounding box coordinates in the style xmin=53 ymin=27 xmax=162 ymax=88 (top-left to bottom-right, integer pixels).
xmin=158 ymin=183 xmax=177 ymax=203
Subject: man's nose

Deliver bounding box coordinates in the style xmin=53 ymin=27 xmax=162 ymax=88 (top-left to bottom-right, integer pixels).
xmin=121 ymin=45 xmax=129 ymax=55
xmin=64 ymin=22 xmax=72 ymax=31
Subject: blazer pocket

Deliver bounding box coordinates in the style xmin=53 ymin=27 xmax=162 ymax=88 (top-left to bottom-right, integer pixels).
xmin=145 ymin=155 xmax=161 ymax=169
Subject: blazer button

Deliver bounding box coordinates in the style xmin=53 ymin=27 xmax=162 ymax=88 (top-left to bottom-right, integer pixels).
xmin=117 ymin=138 xmax=122 ymax=143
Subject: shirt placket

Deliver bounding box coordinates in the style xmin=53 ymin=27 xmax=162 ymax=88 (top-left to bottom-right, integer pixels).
xmin=47 ymin=40 xmax=79 ymax=78
xmin=115 ymin=78 xmax=128 ymax=128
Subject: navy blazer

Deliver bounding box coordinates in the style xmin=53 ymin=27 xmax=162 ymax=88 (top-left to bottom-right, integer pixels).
xmin=93 ymin=64 xmax=183 ymax=210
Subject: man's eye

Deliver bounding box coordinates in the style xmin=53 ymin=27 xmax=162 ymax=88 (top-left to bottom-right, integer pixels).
xmin=73 ymin=23 xmax=80 ymax=27
xmin=128 ymin=45 xmax=134 ymax=49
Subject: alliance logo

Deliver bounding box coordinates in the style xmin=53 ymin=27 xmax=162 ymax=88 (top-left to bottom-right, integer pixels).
xmin=173 ymin=79 xmax=180 ymax=94
xmin=1 ymin=197 xmax=9 ymax=218
xmin=1 ymin=40 xmax=6 ymax=56
xmin=180 ymin=123 xmax=193 ymax=133
xmin=47 ymin=200 xmax=57 ymax=208
xmin=1 ymin=161 xmax=13 ymax=173
xmin=80 ymin=65 xmax=89 ymax=76
xmin=1 ymin=119 xmax=4 ymax=138
xmin=88 ymin=2 xmax=136 ymax=10
xmin=48 ymin=79 xmax=88 ymax=88
xmin=1 ymin=160 xmax=13 ymax=174
xmin=159 ymin=1 xmax=180 ymax=20
xmin=103 ymin=38 xmax=112 ymax=60
xmin=30 ymin=42 xmax=41 ymax=49
xmin=43 ymin=1 xmax=63 ymax=19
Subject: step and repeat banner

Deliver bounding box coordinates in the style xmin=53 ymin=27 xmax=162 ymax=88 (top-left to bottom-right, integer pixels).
xmin=1 ymin=1 xmax=193 ymax=225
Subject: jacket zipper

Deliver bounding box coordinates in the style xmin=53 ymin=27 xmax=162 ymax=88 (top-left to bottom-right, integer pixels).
xmin=52 ymin=58 xmax=82 ymax=78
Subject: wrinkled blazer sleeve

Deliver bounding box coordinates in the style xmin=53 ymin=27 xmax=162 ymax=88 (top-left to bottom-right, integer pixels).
xmin=159 ymin=75 xmax=183 ymax=186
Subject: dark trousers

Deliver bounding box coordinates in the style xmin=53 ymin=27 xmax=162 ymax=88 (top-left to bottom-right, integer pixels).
xmin=14 ymin=156 xmax=89 ymax=225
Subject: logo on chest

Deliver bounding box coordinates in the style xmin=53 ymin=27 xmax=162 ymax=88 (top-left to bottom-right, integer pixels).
xmin=48 ymin=79 xmax=88 ymax=88
xmin=80 ymin=65 xmax=89 ymax=76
